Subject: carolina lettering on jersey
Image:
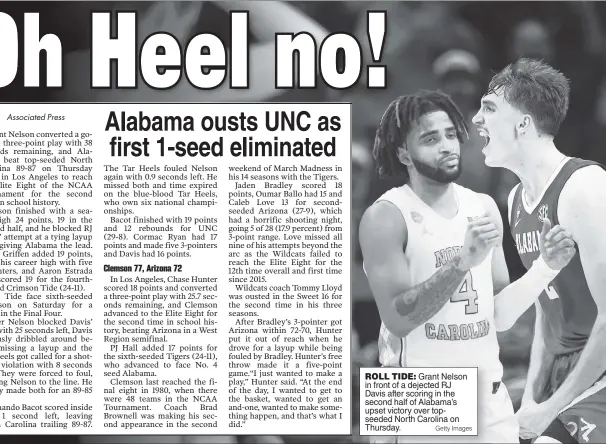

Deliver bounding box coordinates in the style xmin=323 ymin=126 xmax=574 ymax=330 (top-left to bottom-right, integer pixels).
xmin=434 ymin=245 xmax=462 ymax=268
xmin=425 ymin=318 xmax=490 ymax=341
xmin=515 ymin=230 xmax=541 ymax=255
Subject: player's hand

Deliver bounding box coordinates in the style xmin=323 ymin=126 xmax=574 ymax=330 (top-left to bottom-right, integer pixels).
xmin=458 ymin=213 xmax=500 ymax=270
xmin=516 ymin=399 xmax=559 ymax=439
xmin=539 ymin=218 xmax=576 ymax=270
xmin=516 ymin=399 xmax=539 ymax=439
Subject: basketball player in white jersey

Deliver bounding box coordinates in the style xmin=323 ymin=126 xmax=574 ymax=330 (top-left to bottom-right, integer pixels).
xmin=359 ymin=90 xmax=576 ymax=443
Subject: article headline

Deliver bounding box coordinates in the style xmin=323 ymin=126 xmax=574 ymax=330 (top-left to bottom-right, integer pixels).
xmin=0 ymin=10 xmax=387 ymax=91
xmin=104 ymin=110 xmax=341 ymax=158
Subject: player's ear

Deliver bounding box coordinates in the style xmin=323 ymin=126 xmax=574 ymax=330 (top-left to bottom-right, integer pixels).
xmin=397 ymin=144 xmax=412 ymax=166
xmin=516 ymin=114 xmax=532 ymax=136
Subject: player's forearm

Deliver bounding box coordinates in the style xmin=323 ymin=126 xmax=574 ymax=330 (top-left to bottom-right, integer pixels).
xmin=546 ymin=316 xmax=606 ymax=412
xmin=392 ymin=254 xmax=468 ymax=331
xmin=522 ymin=307 xmax=555 ymax=404
xmin=493 ymin=256 xmax=560 ymax=331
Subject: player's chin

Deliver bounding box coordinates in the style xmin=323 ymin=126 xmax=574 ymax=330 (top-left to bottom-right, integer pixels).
xmin=439 ymin=167 xmax=461 ymax=183
xmin=482 ymin=153 xmax=500 ymax=168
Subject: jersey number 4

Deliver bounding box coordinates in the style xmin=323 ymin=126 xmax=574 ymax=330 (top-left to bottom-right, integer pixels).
xmin=451 ymin=272 xmax=479 ymax=315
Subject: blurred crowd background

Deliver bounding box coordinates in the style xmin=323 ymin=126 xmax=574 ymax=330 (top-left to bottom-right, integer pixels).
xmin=3 ymin=1 xmax=606 ymax=443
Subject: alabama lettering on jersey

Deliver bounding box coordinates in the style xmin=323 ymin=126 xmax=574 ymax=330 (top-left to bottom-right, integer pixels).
xmin=509 ymin=158 xmax=602 ymax=355
xmin=367 ymin=183 xmax=503 ymax=382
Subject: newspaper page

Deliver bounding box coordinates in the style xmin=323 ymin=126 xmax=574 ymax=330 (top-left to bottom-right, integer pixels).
xmin=2 ymin=1 xmax=606 ymax=444
xmin=0 ymin=101 xmax=351 ymax=438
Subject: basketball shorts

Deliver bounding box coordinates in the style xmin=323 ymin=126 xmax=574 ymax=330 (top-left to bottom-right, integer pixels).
xmin=370 ymin=377 xmax=518 ymax=443
xmin=540 ymin=350 xmax=606 ymax=443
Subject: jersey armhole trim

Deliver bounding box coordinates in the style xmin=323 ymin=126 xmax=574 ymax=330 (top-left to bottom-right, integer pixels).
xmin=508 ymin=183 xmax=522 ymax=229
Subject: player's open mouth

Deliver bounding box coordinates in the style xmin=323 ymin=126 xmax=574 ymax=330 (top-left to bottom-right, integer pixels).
xmin=478 ymin=128 xmax=490 ymax=148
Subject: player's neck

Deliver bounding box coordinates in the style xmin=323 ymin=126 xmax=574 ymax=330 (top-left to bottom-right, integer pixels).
xmin=408 ymin=177 xmax=457 ymax=216
xmin=513 ymin=141 xmax=567 ymax=206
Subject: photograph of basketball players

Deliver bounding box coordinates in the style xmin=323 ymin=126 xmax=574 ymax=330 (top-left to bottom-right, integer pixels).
xmin=353 ymin=2 xmax=606 ymax=444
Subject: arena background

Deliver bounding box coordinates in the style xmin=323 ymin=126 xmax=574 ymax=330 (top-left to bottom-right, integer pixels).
xmin=2 ymin=1 xmax=606 ymax=443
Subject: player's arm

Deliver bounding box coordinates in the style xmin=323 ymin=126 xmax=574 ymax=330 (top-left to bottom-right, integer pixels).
xmin=478 ymin=193 xmax=561 ymax=331
xmin=542 ymin=165 xmax=606 ymax=413
xmin=521 ymin=301 xmax=555 ymax=405
xmin=359 ymin=201 xmax=469 ymax=338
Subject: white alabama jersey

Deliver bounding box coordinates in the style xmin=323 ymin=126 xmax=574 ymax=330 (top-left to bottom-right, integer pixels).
xmin=367 ymin=184 xmax=503 ymax=382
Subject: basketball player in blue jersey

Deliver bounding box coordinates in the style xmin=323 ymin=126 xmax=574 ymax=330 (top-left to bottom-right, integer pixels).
xmin=359 ymin=90 xmax=576 ymax=443
xmin=472 ymin=57 xmax=606 ymax=444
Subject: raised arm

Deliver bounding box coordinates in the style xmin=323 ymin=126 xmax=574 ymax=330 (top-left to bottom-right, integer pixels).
xmin=359 ymin=200 xmax=497 ymax=337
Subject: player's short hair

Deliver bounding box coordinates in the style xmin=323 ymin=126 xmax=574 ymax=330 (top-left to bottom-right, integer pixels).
xmin=486 ymin=58 xmax=570 ymax=137
xmin=372 ymin=90 xmax=468 ymax=180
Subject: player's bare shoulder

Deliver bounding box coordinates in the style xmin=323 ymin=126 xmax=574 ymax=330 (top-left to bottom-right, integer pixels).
xmin=558 ymin=164 xmax=606 ymax=234
xmin=359 ymin=199 xmax=408 ymax=251
xmin=559 ymin=165 xmax=606 ymax=203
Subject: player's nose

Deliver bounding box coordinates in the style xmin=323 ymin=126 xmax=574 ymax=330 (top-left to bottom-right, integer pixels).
xmin=440 ymin=138 xmax=458 ymax=154
xmin=472 ymin=111 xmax=483 ymax=126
